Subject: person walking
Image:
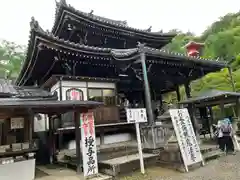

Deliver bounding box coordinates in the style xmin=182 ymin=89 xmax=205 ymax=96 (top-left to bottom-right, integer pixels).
xmin=220 ymin=118 xmax=235 ymax=154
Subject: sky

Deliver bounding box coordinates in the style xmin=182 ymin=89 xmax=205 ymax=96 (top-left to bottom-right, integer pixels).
xmin=0 ymin=0 xmax=239 ymax=45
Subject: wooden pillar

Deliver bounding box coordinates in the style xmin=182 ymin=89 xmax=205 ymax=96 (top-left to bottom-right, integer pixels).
xmin=184 ymin=82 xmax=191 ymax=98
xmin=208 ymin=107 xmax=214 ymax=138
xmin=219 ymin=100 xmax=225 ymax=119
xmin=176 ymin=86 xmax=181 ymax=102
xmin=59 ymin=78 xmax=63 ymax=152
xmin=28 ymin=109 xmax=34 ymax=142
xmin=74 ymin=111 xmax=81 ymax=174
xmin=3 ymin=118 xmax=10 ymax=144
xmin=235 ymin=98 xmax=240 ymax=131
xmin=100 ymin=129 xmax=104 ymax=146
xmin=24 ymin=115 xmax=30 ymax=142
xmin=55 ymin=114 xmax=62 ymax=151
xmin=48 ymin=114 xmax=55 ymax=164
xmin=184 ymin=82 xmax=200 ymax=138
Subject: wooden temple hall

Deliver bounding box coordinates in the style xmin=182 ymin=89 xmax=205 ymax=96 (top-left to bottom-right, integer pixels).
xmin=7 ymin=0 xmax=226 ymax=176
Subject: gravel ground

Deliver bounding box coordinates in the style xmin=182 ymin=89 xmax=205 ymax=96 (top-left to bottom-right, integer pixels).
xmin=36 ymin=153 xmax=240 ymax=180
xmin=121 ymin=153 xmax=240 ymax=180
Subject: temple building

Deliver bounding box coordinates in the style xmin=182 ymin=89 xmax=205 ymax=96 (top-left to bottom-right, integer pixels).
xmin=15 ymin=0 xmax=226 ymax=170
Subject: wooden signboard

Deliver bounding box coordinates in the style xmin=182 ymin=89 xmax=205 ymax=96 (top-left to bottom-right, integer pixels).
xmin=169 ymin=108 xmax=204 ymax=172
xmin=80 ymin=112 xmax=98 ymax=178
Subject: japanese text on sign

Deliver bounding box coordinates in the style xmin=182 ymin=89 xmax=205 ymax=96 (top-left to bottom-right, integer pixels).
xmin=10 ymin=117 xmax=24 ymax=129
xmin=80 ymin=112 xmax=98 ymax=177
xmin=126 ymin=108 xmax=147 ymax=123
xmin=169 ymin=108 xmax=203 ymax=166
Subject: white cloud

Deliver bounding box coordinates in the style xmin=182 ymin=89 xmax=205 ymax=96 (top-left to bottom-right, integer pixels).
xmin=0 ymin=0 xmax=239 ymax=45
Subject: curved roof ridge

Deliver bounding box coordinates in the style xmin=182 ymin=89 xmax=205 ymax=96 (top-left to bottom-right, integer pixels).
xmin=29 ymin=18 xmax=227 ymax=66
xmin=52 ymin=0 xmax=176 ymax=37
xmin=30 ymin=17 xmax=111 ymax=52
xmin=16 ymin=17 xmax=226 ymax=86
xmin=143 ymin=46 xmax=227 ymax=66
xmin=55 ymin=0 xmax=127 ymax=26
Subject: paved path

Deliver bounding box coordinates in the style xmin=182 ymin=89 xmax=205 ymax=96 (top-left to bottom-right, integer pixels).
xmin=122 ymin=153 xmax=240 ymax=180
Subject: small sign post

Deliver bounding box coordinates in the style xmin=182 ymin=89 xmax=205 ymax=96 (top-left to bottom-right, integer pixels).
xmin=80 ymin=112 xmax=98 ymax=178
xmin=169 ymin=108 xmax=204 ymax=172
xmin=126 ymin=108 xmax=147 ymax=174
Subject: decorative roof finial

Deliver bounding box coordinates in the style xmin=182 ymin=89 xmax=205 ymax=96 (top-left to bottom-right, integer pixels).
xmin=123 ymin=20 xmax=127 ymax=26
xmin=59 ymin=0 xmax=67 ymax=5
xmin=30 ymin=17 xmax=44 ymax=32
xmin=146 ymin=26 xmax=152 ymax=32
xmin=89 ymin=10 xmax=94 ymax=15
xmin=137 ymin=42 xmax=146 ymax=51
xmin=30 ymin=17 xmax=39 ymax=30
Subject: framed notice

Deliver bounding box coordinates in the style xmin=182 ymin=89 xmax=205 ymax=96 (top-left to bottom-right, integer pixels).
xmin=169 ymin=108 xmax=204 ymax=172
xmin=80 ymin=112 xmax=98 ymax=177
xmin=126 ymin=108 xmax=147 ymax=123
xmin=10 ymin=117 xmax=24 ymax=129
xmin=126 ymin=108 xmax=147 ymax=174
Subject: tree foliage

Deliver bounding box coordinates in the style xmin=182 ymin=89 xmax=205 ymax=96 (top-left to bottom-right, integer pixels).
xmin=0 ymin=40 xmax=26 ymax=80
xmin=163 ymin=11 xmax=240 ymax=103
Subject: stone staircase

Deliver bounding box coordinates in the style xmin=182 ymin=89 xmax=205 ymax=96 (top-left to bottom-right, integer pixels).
xmin=57 ymin=141 xmax=139 ymax=171
xmin=57 ymin=142 xmax=224 ymax=177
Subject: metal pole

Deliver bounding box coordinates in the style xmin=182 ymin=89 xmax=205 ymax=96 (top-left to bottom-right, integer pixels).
xmin=140 ymin=49 xmax=154 ymax=125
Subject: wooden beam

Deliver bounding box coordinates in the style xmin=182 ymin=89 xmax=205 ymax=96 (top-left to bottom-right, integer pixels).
xmin=74 ymin=111 xmax=81 ymax=174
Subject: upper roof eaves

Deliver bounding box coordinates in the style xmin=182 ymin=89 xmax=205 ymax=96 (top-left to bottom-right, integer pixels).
xmin=52 ymin=0 xmax=176 ymax=39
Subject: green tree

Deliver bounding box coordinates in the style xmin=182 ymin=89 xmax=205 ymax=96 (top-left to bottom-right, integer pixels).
xmin=0 ymin=40 xmax=26 ymax=79
xmin=163 ymin=11 xmax=240 ymax=102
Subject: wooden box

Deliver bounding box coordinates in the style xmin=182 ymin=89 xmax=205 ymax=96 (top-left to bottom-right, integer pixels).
xmin=6 ymin=135 xmax=16 ymax=144
xmin=12 ymin=143 xmax=22 ymax=151
xmin=0 ymin=145 xmax=10 ymax=153
xmin=22 ymin=142 xmax=30 ymax=150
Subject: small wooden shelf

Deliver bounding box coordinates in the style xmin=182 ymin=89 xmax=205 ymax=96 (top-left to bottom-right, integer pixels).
xmin=0 ymin=148 xmax=38 ymax=158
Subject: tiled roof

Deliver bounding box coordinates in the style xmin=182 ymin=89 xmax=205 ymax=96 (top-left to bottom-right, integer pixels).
xmin=52 ymin=0 xmax=176 ymax=38
xmin=0 ymin=79 xmax=56 ymax=99
xmin=179 ymin=90 xmax=240 ymax=104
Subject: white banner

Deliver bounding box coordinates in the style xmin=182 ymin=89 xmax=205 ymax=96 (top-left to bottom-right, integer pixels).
xmin=80 ymin=112 xmax=98 ymax=177
xmin=126 ymin=108 xmax=147 ymax=123
xmin=169 ymin=108 xmax=203 ymax=167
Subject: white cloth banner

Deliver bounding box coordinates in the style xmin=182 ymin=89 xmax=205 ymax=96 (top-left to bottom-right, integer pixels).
xmin=169 ymin=108 xmax=203 ymax=166
xmin=80 ymin=112 xmax=98 ymax=177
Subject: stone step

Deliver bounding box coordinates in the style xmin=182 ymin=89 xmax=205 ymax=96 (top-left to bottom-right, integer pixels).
xmin=82 ymin=174 xmax=112 ymax=180
xmin=163 ymin=144 xmax=219 ymax=155
xmin=155 ymin=145 xmax=222 ymax=173
xmin=64 ymin=146 xmax=138 ymax=162
xmin=203 ymin=150 xmax=225 ymax=162
xmin=99 ymin=153 xmax=158 ymax=177
xmin=99 ymin=148 xmax=138 ymax=161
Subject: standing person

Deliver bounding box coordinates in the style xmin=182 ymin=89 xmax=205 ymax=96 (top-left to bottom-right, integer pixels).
xmin=123 ymin=97 xmax=129 ymax=108
xmin=220 ymin=118 xmax=235 ymax=154
xmin=213 ymin=120 xmax=224 ymax=150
